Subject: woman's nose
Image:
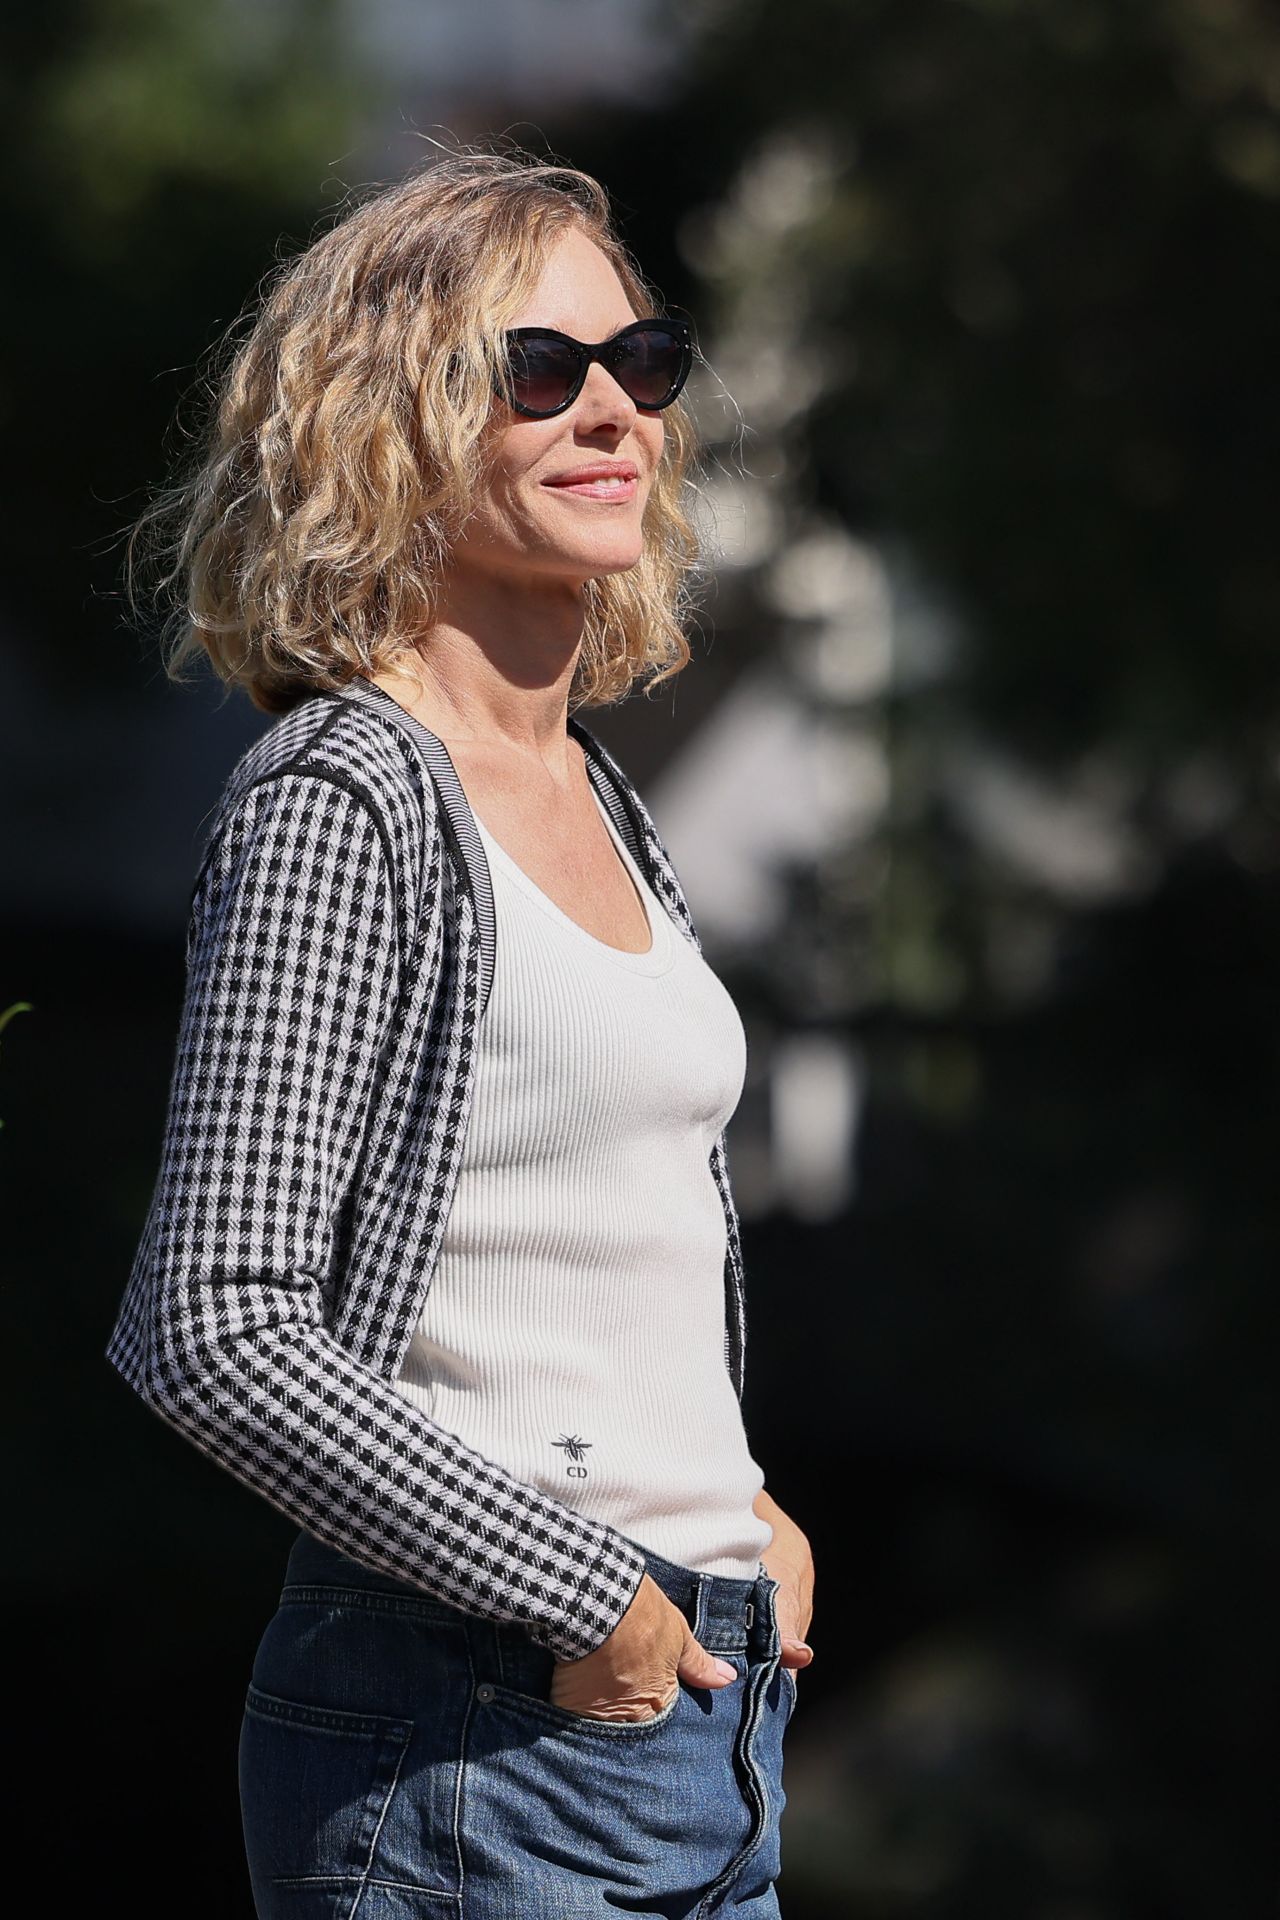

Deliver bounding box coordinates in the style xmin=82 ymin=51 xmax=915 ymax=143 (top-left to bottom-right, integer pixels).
xmin=575 ymin=358 xmax=639 ymax=430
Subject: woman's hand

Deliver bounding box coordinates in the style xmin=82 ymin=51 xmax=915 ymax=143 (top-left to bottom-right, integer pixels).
xmin=550 ymin=1574 xmax=739 ymax=1722
xmin=755 ymin=1487 xmax=815 ymax=1674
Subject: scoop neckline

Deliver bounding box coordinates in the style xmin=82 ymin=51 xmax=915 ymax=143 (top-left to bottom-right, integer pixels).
xmin=473 ymin=796 xmax=677 ymax=976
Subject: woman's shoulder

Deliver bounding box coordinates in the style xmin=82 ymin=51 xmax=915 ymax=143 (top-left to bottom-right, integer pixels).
xmin=225 ymin=691 xmax=430 ymax=801
xmin=217 ymin=688 xmax=437 ymax=815
xmin=196 ymin=690 xmax=445 ymax=888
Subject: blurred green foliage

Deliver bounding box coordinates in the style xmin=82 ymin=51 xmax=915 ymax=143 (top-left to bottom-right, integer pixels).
xmin=0 ymin=0 xmax=367 ymax=673
xmin=31 ymin=0 xmax=359 ymax=243
xmin=651 ymin=0 xmax=1280 ymax=769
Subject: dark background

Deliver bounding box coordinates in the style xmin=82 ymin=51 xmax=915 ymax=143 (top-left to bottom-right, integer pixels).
xmin=3 ymin=3 xmax=1277 ymax=1913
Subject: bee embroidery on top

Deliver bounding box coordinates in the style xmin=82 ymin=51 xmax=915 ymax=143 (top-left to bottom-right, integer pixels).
xmin=553 ymin=1433 xmax=592 ymax=1478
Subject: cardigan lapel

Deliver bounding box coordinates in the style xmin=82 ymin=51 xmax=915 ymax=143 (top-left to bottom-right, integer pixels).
xmin=330 ymin=678 xmax=498 ymax=1016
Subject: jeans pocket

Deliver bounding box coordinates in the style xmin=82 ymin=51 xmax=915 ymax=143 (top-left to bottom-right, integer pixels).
xmin=480 ymin=1634 xmax=684 ymax=1739
xmin=238 ymin=1683 xmax=413 ymax=1899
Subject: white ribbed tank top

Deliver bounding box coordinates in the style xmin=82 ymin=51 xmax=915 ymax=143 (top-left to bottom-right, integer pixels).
xmin=394 ymin=788 xmax=773 ymax=1580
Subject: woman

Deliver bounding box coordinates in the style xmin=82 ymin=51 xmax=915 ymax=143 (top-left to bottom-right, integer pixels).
xmin=107 ymin=145 xmax=815 ymax=1917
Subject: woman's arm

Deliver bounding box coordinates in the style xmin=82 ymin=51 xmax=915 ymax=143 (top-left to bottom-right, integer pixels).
xmin=105 ymin=770 xmax=647 ymax=1663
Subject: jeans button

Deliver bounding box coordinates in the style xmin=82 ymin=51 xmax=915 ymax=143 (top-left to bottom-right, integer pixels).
xmin=476 ymin=1683 xmax=495 ymax=1703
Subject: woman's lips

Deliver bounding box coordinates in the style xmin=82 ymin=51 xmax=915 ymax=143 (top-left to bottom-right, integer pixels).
xmin=542 ymin=475 xmax=638 ymax=501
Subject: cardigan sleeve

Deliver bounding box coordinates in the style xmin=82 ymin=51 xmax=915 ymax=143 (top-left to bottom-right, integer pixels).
xmin=104 ymin=769 xmax=648 ymax=1662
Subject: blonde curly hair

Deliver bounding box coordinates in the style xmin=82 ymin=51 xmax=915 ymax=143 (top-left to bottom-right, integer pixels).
xmin=132 ymin=144 xmax=706 ymax=715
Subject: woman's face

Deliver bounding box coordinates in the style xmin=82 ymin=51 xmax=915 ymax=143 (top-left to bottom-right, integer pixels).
xmin=449 ymin=224 xmax=666 ymax=595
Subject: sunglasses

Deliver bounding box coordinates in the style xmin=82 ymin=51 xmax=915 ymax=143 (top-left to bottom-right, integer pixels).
xmin=494 ymin=316 xmax=694 ymax=419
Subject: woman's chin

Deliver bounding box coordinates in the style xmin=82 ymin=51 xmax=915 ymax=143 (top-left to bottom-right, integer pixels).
xmin=562 ymin=542 xmax=645 ymax=580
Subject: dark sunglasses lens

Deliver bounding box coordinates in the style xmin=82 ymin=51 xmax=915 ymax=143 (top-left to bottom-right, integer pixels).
xmin=506 ymin=336 xmax=579 ymax=414
xmin=610 ymin=326 xmax=687 ymax=406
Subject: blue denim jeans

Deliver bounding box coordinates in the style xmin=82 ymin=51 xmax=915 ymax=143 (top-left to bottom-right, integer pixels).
xmin=239 ymin=1525 xmax=795 ymax=1918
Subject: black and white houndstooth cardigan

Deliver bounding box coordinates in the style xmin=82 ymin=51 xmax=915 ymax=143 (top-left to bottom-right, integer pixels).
xmin=105 ymin=677 xmax=750 ymax=1663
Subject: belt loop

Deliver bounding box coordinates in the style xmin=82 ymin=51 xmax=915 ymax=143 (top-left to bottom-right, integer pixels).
xmin=691 ymin=1572 xmax=708 ymax=1641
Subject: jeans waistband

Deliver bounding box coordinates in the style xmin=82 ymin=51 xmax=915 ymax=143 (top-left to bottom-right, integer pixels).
xmin=281 ymin=1529 xmax=780 ymax=1660
xmin=637 ymin=1542 xmax=777 ymax=1655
